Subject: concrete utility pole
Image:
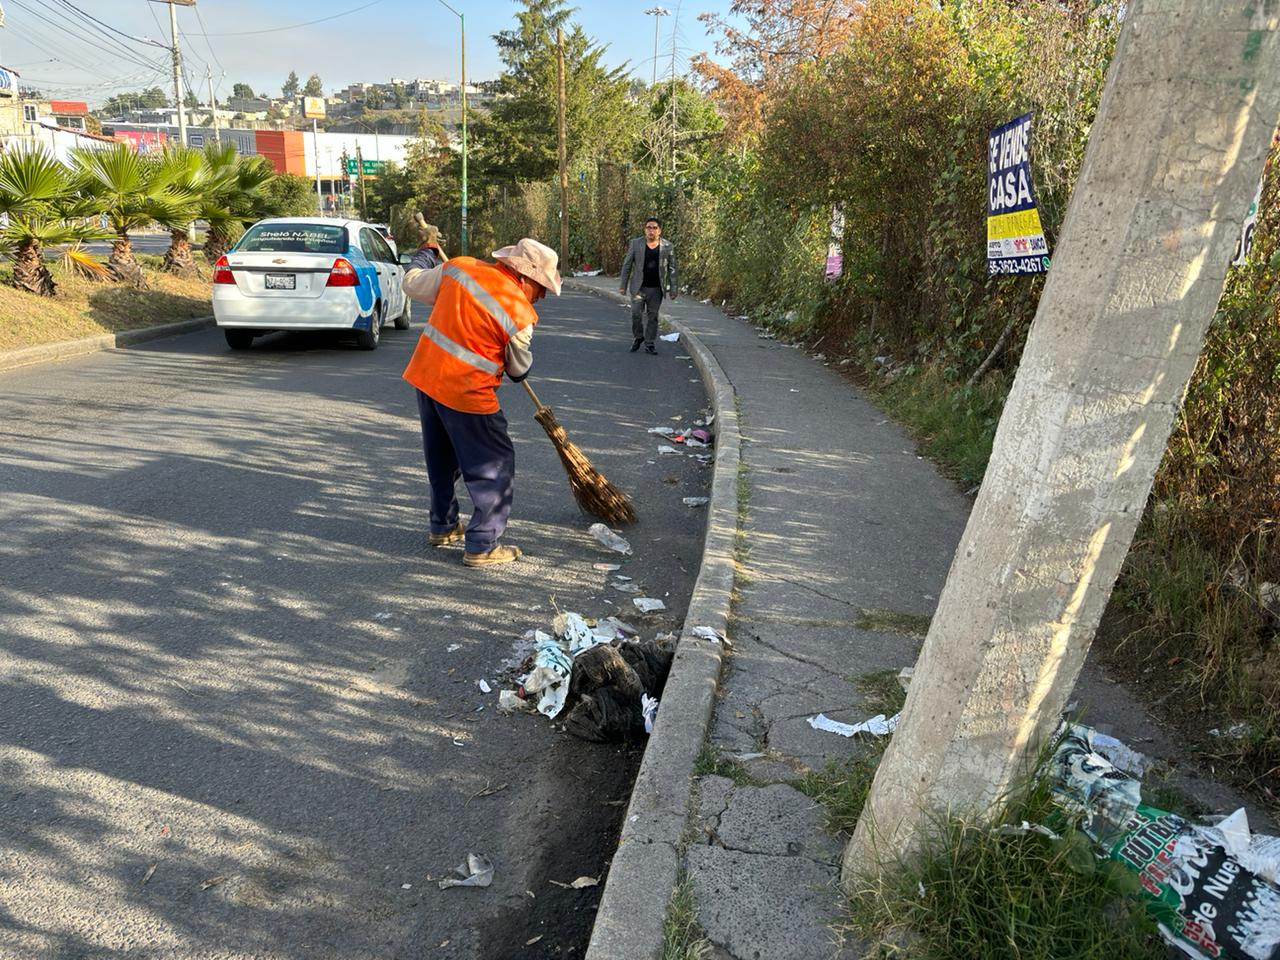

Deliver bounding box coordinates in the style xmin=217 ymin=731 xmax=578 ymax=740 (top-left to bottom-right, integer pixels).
xmin=844 ymin=0 xmax=1280 ymax=881
xmin=206 ymin=67 xmax=220 ymax=143
xmin=556 ymin=27 xmax=569 ymax=264
xmin=165 ymin=0 xmax=196 ymax=147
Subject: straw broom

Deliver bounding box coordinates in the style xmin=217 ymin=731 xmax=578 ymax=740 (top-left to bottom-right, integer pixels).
xmin=521 ymin=379 xmax=637 ymax=525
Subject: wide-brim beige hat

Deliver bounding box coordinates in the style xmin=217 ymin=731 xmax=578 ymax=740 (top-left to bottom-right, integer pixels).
xmin=492 ymin=237 xmax=562 ymax=296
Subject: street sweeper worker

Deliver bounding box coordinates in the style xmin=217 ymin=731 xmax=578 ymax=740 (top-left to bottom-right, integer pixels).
xmin=401 ymin=228 xmax=562 ymax=567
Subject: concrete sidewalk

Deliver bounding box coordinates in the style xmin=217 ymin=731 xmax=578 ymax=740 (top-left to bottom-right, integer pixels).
xmin=570 ymin=276 xmax=1272 ymax=960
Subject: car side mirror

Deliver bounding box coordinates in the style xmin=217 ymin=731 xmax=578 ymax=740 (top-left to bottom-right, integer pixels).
xmin=399 ymin=252 xmax=414 ymax=265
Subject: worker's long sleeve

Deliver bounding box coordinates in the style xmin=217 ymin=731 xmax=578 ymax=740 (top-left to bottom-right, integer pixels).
xmin=401 ymin=247 xmax=445 ymax=306
xmin=505 ymin=324 xmax=534 ymax=382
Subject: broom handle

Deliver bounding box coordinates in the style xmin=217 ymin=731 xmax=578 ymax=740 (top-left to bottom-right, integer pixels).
xmin=520 ymin=379 xmax=544 ymax=410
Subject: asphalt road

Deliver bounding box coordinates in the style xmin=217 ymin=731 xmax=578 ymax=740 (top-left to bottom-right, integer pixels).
xmin=0 ymin=291 xmax=710 ymax=959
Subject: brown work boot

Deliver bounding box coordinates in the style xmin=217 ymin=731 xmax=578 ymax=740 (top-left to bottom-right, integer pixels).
xmin=462 ymin=544 xmax=523 ymax=567
xmin=428 ymin=521 xmax=465 ymax=547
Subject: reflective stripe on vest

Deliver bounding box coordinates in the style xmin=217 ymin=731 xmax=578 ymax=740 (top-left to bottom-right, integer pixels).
xmin=421 ymin=321 xmax=502 ymax=376
xmin=444 ymin=262 xmax=520 ymax=337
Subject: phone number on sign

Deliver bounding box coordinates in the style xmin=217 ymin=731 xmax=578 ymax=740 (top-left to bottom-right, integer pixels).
xmin=988 ymin=256 xmax=1049 ymax=275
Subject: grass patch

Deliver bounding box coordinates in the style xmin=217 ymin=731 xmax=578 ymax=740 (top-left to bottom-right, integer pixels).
xmin=0 ymin=263 xmax=211 ymax=352
xmin=853 ymin=670 xmax=909 ymax=716
xmin=693 ymin=743 xmax=763 ymax=787
xmin=792 ymin=746 xmax=887 ymax=837
xmin=662 ymin=875 xmax=712 ymax=960
xmin=847 ymin=776 xmax=1165 ymax=960
xmin=867 ymin=362 xmax=1008 ymax=488
xmin=855 ymin=609 xmax=932 ymax=639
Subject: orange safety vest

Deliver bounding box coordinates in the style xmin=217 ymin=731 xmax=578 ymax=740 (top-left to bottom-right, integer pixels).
xmin=401 ymin=257 xmax=538 ymax=415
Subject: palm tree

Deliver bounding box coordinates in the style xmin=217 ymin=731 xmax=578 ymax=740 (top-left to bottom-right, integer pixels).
xmin=200 ymin=144 xmax=275 ymax=265
xmin=0 ymin=148 xmax=107 ymax=296
xmin=71 ymin=143 xmax=191 ymax=288
xmin=155 ymin=145 xmax=213 ymax=277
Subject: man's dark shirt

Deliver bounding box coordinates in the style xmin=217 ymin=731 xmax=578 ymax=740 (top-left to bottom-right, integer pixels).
xmin=642 ymin=244 xmax=660 ymax=288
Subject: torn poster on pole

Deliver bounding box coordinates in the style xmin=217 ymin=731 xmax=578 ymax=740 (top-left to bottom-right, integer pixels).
xmin=987 ymin=112 xmax=1050 ymax=275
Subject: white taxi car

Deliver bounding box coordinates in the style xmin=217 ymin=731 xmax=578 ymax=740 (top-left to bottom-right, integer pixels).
xmin=213 ymin=217 xmax=410 ymax=350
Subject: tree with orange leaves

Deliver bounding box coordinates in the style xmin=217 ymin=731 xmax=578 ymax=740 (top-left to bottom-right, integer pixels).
xmin=692 ymin=0 xmax=864 ymax=143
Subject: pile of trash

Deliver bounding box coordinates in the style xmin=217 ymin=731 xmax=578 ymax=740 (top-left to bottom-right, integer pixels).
xmin=498 ymin=610 xmax=673 ymax=743
xmin=1047 ymin=723 xmax=1280 ymax=960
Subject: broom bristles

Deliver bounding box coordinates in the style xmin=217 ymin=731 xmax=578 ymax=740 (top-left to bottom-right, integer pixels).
xmin=533 ymin=405 xmax=637 ymax=525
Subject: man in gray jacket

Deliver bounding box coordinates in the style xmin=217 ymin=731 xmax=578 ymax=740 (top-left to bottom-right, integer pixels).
xmin=618 ymin=217 xmax=677 ymax=354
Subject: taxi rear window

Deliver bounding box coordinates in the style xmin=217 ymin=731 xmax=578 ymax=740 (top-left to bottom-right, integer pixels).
xmin=238 ymin=223 xmax=347 ymax=254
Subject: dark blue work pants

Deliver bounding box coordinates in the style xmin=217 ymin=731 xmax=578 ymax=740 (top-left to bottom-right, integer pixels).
xmin=415 ymin=389 xmax=515 ymax=554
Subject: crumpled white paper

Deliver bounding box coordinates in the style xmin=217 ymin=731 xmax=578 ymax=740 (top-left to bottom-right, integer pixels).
xmin=641 ymin=693 xmax=659 ymax=734
xmin=807 ymin=712 xmax=899 ymax=737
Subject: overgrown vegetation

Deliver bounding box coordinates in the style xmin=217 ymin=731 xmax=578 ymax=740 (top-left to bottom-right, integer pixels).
xmin=848 ymin=775 xmax=1164 ymax=960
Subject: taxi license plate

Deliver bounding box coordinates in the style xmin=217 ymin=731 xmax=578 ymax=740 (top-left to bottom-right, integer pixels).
xmin=265 ymin=273 xmax=296 ymax=290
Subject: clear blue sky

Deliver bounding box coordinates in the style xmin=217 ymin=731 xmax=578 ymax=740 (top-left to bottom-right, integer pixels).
xmin=6 ymin=0 xmax=735 ymax=105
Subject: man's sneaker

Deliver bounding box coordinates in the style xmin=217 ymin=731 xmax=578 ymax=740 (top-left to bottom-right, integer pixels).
xmin=462 ymin=544 xmax=523 ymax=567
xmin=428 ymin=521 xmax=465 ymax=547
xmin=629 ymin=337 xmax=643 ymax=352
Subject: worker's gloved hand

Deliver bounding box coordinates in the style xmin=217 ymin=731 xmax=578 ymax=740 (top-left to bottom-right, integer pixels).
xmin=414 ymin=213 xmax=445 ymax=254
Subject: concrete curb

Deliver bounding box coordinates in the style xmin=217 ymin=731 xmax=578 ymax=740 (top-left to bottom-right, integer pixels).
xmin=565 ymin=279 xmax=739 ymax=960
xmin=0 ymin=316 xmax=216 ymax=373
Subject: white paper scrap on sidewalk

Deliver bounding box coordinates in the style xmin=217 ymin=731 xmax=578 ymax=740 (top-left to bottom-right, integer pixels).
xmin=808 ymin=712 xmax=899 ymax=737
xmin=589 ymin=523 xmax=632 ymax=555
xmin=633 ymin=597 xmax=667 ymax=613
xmin=659 ymin=332 xmax=680 ymax=342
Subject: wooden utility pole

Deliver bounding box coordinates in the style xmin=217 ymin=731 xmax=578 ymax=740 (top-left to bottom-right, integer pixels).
xmin=844 ymin=0 xmax=1280 ymax=880
xmin=556 ymin=27 xmax=569 ymax=265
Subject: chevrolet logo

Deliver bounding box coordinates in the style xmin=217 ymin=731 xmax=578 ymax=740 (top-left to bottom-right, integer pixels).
xmin=272 ymin=258 xmax=287 ymax=264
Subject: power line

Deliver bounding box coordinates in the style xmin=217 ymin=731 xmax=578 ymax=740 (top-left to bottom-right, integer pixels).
xmin=16 ymin=0 xmax=137 ymax=67
xmin=42 ymin=0 xmax=168 ymax=67
xmin=191 ymin=2 xmax=225 ymax=75
xmin=202 ymin=0 xmax=388 ymax=36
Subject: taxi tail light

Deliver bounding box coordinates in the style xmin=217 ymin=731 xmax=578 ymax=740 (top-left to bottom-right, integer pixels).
xmin=326 ymin=257 xmax=359 ymax=287
xmin=213 ymin=256 xmax=234 ymax=285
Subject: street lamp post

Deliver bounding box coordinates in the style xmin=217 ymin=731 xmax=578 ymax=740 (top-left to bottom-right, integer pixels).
xmin=436 ymin=0 xmax=467 ymax=255
xmin=644 ymin=7 xmax=669 ymax=88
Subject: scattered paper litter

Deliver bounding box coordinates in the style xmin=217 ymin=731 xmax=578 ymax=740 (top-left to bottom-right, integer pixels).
xmin=596 ymin=616 xmax=638 ymax=639
xmin=658 ymin=445 xmax=680 ymax=456
xmin=438 ymin=853 xmax=494 ymax=890
xmin=1089 ymin=730 xmax=1151 ymax=778
xmin=682 ymin=497 xmax=709 ymax=507
xmin=691 ymin=625 xmax=732 ymax=647
xmin=478 ymin=679 xmax=492 ymax=694
xmin=659 ymin=332 xmax=680 ymax=342
xmin=641 ymin=693 xmax=659 ymax=734
xmin=498 ymin=690 xmax=535 ymax=714
xmin=557 ymin=611 xmax=606 ymax=655
xmin=808 ymin=712 xmax=899 ymax=737
xmin=447 ymin=643 xmax=462 ymax=653
xmin=633 ymin=597 xmax=667 ymax=613
xmin=995 ymin=820 xmax=1063 ymax=841
xmin=593 ymin=562 xmax=622 ymax=571
xmin=685 ymin=439 xmax=707 ymax=449
xmin=373 ymin=612 xmax=393 ymax=621
xmin=613 ymin=574 xmax=633 ymax=582
xmin=550 ymin=875 xmax=599 ymax=889
xmin=647 ymin=426 xmax=675 ymax=435
xmin=589 ymin=523 xmax=632 ymax=555
xmin=611 ymin=581 xmax=641 ymax=594
xmin=523 ymin=638 xmax=574 ymax=718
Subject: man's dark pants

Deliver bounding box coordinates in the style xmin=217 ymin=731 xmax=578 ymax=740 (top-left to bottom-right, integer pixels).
xmin=416 ymin=389 xmax=515 ymax=554
xmin=631 ymin=286 xmax=664 ymax=347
